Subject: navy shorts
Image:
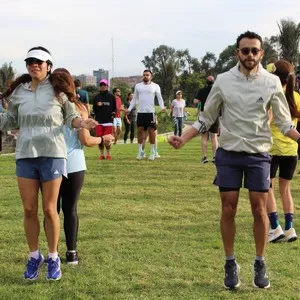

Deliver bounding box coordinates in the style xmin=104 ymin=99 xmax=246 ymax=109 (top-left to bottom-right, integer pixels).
xmin=16 ymin=157 xmax=67 ymax=182
xmin=214 ymin=148 xmax=271 ymax=191
xmin=270 ymin=155 xmax=297 ymax=180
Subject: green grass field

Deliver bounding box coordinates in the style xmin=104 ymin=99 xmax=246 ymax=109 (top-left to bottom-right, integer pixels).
xmin=0 ymin=138 xmax=300 ymax=300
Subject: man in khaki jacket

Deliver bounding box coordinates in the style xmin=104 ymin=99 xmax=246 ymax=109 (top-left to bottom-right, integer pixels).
xmin=169 ymin=30 xmax=300 ymax=290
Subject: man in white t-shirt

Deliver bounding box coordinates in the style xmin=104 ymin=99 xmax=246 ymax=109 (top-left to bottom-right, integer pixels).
xmin=127 ymin=70 xmax=165 ymax=160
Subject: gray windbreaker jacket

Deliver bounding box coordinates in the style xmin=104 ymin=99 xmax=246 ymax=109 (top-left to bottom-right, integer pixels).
xmin=192 ymin=63 xmax=294 ymax=153
xmin=0 ymin=77 xmax=79 ymax=159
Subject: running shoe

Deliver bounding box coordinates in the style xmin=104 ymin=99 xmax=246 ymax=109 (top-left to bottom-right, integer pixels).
xmin=46 ymin=257 xmax=62 ymax=281
xmin=66 ymin=251 xmax=79 ymax=265
xmin=148 ymin=151 xmax=155 ymax=161
xmin=106 ymin=155 xmax=112 ymax=160
xmin=281 ymin=228 xmax=297 ymax=242
xmin=24 ymin=253 xmax=44 ymax=280
xmin=98 ymin=155 xmax=105 ymax=160
xmin=201 ymin=157 xmax=209 ymax=164
xmin=136 ymin=150 xmax=145 ymax=160
xmin=154 ymin=151 xmax=161 ymax=158
xmin=253 ymin=260 xmax=270 ymax=289
xmin=224 ymin=259 xmax=241 ymax=289
xmin=268 ymin=225 xmax=285 ymax=243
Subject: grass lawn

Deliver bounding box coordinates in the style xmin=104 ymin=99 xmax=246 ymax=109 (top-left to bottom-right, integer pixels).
xmin=0 ymin=138 xmax=300 ymax=300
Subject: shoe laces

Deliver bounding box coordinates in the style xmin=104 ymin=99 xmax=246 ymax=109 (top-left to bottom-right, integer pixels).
xmin=254 ymin=260 xmax=267 ymax=276
xmin=225 ymin=260 xmax=237 ymax=276
xmin=26 ymin=257 xmax=38 ymax=272
xmin=48 ymin=258 xmax=59 ymax=272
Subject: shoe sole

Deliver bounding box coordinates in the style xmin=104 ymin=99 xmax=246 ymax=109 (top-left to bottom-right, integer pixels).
xmin=46 ymin=274 xmax=62 ymax=281
xmin=66 ymin=261 xmax=79 ymax=265
xmin=224 ymin=279 xmax=241 ymax=290
xmin=252 ymin=280 xmax=270 ymax=289
xmin=269 ymin=233 xmax=285 ymax=243
xmin=24 ymin=256 xmax=45 ymax=281
xmin=286 ymin=236 xmax=297 ymax=243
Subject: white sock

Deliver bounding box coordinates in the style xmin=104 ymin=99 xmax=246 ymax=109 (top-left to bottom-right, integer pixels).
xmin=30 ymin=250 xmax=40 ymax=259
xmin=150 ymin=144 xmax=155 ymax=152
xmin=48 ymin=252 xmax=58 ymax=260
xmin=138 ymin=144 xmax=142 ymax=152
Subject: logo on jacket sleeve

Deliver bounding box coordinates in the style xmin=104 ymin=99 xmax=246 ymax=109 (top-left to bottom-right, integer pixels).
xmin=256 ymin=97 xmax=264 ymax=103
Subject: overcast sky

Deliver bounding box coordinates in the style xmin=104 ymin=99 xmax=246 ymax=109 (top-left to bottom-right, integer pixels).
xmin=1 ymin=0 xmax=299 ymax=77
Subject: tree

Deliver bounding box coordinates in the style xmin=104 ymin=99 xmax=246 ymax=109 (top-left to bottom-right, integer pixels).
xmin=178 ymin=71 xmax=205 ymax=106
xmin=270 ymin=18 xmax=300 ymax=65
xmin=142 ymin=45 xmax=200 ymax=103
xmin=215 ymin=45 xmax=237 ymax=74
xmin=200 ymin=51 xmax=217 ymax=76
xmin=0 ymin=62 xmax=15 ymax=92
xmin=261 ymin=38 xmax=278 ymax=66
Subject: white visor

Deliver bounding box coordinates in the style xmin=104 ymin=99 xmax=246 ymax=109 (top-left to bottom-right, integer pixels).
xmin=25 ymin=49 xmax=52 ymax=63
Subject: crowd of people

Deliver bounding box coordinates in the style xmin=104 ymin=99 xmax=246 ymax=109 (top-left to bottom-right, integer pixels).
xmin=1 ymin=30 xmax=300 ymax=290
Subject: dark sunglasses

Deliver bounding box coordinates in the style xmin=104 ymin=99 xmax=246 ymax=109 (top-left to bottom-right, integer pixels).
xmin=99 ymin=83 xmax=107 ymax=86
xmin=238 ymin=47 xmax=262 ymax=56
xmin=25 ymin=58 xmax=44 ymax=65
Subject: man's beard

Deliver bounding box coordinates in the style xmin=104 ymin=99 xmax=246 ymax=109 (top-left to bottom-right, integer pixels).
xmin=240 ymin=58 xmax=260 ymax=71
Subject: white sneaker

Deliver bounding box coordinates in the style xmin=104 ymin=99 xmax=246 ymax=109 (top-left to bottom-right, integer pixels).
xmin=154 ymin=151 xmax=161 ymax=158
xmin=281 ymin=228 xmax=297 ymax=242
xmin=268 ymin=225 xmax=285 ymax=243
xmin=136 ymin=150 xmax=145 ymax=160
xmin=148 ymin=151 xmax=155 ymax=161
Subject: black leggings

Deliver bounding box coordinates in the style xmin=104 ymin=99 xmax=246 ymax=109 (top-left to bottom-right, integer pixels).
xmin=57 ymin=171 xmax=85 ymax=250
xmin=124 ymin=120 xmax=135 ymax=142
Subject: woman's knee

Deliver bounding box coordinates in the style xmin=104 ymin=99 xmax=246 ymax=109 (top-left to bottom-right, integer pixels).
xmin=23 ymin=205 xmax=38 ymax=218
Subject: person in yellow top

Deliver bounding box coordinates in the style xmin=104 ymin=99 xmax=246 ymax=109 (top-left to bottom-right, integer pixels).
xmin=267 ymin=59 xmax=300 ymax=243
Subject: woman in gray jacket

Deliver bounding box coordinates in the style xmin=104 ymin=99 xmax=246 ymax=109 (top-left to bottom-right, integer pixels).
xmin=0 ymin=46 xmax=97 ymax=281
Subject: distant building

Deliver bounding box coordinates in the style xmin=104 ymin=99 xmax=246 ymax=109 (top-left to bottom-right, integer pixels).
xmin=93 ymin=69 xmax=109 ymax=85
xmin=111 ymin=75 xmax=141 ymax=88
xmin=74 ymin=74 xmax=97 ymax=86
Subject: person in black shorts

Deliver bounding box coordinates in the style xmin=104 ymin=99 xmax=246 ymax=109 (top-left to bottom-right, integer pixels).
xmin=194 ymin=76 xmax=219 ymax=163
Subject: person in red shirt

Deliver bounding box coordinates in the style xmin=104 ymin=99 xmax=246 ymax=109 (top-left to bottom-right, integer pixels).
xmin=112 ymin=87 xmax=122 ymax=144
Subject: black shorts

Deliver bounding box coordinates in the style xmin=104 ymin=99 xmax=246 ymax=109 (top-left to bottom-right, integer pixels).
xmin=137 ymin=113 xmax=156 ymax=130
xmin=270 ymin=155 xmax=297 ymax=180
xmin=202 ymin=119 xmax=219 ymax=134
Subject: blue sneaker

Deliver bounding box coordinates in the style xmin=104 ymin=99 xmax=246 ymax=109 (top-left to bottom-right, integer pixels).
xmin=24 ymin=253 xmax=44 ymax=280
xmin=46 ymin=257 xmax=62 ymax=280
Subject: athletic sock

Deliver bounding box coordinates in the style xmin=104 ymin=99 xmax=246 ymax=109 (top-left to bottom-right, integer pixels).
xmin=284 ymin=213 xmax=293 ymax=230
xmin=30 ymin=250 xmax=40 ymax=259
xmin=226 ymin=255 xmax=235 ymax=261
xmin=48 ymin=252 xmax=58 ymax=260
xmin=138 ymin=144 xmax=142 ymax=153
xmin=268 ymin=212 xmax=279 ymax=230
xmin=255 ymin=256 xmax=264 ymax=261
xmin=150 ymin=144 xmax=155 ymax=152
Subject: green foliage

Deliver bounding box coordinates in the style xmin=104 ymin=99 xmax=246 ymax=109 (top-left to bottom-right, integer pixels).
xmin=84 ymin=85 xmax=99 ymax=104
xmin=0 ymin=62 xmax=15 ymax=92
xmin=215 ymin=44 xmax=238 ymax=74
xmin=178 ymin=72 xmax=205 ymax=106
xmin=271 ymin=18 xmax=300 ymax=65
xmin=261 ymin=38 xmax=278 ymax=67
xmin=142 ymin=45 xmax=201 ymax=103
xmin=200 ymin=52 xmax=217 ymax=77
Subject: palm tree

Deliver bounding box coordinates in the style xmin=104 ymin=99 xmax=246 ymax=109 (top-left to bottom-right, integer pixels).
xmin=270 ymin=18 xmax=300 ymax=65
